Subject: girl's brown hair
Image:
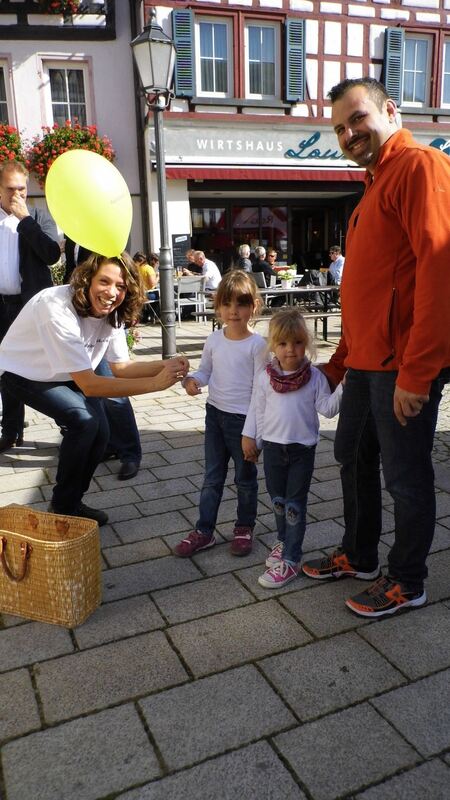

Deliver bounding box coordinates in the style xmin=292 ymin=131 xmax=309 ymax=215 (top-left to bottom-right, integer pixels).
xmin=213 ymin=270 xmax=262 ymax=318
xmin=268 ymin=307 xmax=316 ymax=360
xmin=70 ymin=252 xmax=145 ymax=328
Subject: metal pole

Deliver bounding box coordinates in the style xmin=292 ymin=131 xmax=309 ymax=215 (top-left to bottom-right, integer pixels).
xmin=153 ymin=101 xmax=177 ymax=359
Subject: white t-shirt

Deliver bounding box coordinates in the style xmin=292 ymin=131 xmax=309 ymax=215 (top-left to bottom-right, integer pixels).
xmin=188 ymin=328 xmax=268 ymax=416
xmin=202 ymin=259 xmax=222 ymax=291
xmin=243 ymin=365 xmax=343 ymax=449
xmin=0 ymin=284 xmax=129 ymax=382
xmin=0 ymin=207 xmax=21 ymax=295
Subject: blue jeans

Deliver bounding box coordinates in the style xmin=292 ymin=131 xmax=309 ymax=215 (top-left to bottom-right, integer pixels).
xmin=263 ymin=441 xmax=316 ymax=564
xmin=196 ymin=403 xmax=258 ymax=535
xmin=95 ymin=359 xmax=141 ymax=463
xmin=335 ymin=368 xmax=448 ymax=590
xmin=1 ymin=372 xmax=109 ymax=512
xmin=0 ymin=297 xmax=25 ymax=439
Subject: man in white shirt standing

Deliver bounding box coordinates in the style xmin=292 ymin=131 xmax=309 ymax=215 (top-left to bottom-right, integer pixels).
xmin=328 ymin=245 xmax=345 ymax=286
xmin=0 ymin=160 xmax=60 ymax=452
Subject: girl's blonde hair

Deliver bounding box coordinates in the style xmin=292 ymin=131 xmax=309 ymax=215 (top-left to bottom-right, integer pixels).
xmin=213 ymin=270 xmax=262 ymax=318
xmin=268 ymin=307 xmax=316 ymax=360
xmin=71 ymin=252 xmax=145 ymax=328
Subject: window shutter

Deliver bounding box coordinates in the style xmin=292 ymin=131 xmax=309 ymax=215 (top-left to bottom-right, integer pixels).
xmin=285 ymin=18 xmax=305 ymax=102
xmin=172 ymin=8 xmax=195 ymax=98
xmin=382 ymin=28 xmax=404 ymax=105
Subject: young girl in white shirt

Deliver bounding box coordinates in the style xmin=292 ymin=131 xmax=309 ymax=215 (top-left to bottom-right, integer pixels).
xmin=242 ymin=307 xmax=343 ymax=587
xmin=175 ymin=270 xmax=267 ymax=558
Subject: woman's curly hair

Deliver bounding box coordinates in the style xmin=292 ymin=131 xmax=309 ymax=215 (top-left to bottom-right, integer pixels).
xmin=70 ymin=252 xmax=145 ymax=328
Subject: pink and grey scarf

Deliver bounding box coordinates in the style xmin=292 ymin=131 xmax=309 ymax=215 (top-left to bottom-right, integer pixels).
xmin=266 ymin=357 xmax=312 ymax=393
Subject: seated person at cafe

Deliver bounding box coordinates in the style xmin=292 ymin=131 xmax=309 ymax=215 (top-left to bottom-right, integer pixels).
xmin=184 ymin=250 xmax=221 ymax=292
xmin=185 ymin=248 xmax=202 ymax=275
xmin=328 ymin=245 xmax=345 ymax=286
xmin=237 ymin=244 xmax=252 ymax=272
xmin=252 ymin=246 xmax=276 ymax=285
xmin=133 ymin=251 xmax=159 ymax=323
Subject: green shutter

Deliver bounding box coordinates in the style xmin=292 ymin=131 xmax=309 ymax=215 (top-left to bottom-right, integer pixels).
xmin=172 ymin=8 xmax=195 ymax=98
xmin=383 ymin=27 xmax=404 ymax=105
xmin=285 ymin=18 xmax=305 ymax=102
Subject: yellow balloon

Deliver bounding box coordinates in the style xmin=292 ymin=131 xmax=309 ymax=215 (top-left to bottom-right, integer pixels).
xmin=45 ymin=150 xmax=132 ymax=257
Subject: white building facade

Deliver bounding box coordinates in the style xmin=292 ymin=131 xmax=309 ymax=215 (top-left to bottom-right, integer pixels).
xmin=144 ymin=0 xmax=450 ymax=270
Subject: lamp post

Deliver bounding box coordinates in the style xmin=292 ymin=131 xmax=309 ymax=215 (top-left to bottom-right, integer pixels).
xmin=131 ymin=7 xmax=177 ymax=358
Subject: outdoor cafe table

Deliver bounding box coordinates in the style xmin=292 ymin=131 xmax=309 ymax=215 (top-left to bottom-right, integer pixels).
xmin=258 ymin=284 xmax=340 ymax=340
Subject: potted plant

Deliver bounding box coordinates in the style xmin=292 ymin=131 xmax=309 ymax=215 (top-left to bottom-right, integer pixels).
xmin=0 ymin=125 xmax=26 ymax=165
xmin=26 ymin=120 xmax=115 ymax=187
xmin=38 ymin=0 xmax=81 ymax=14
xmin=277 ymin=268 xmax=297 ymax=289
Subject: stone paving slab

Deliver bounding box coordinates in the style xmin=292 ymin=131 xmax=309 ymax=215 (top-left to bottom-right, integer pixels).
xmin=112 ymin=512 xmax=189 ymax=543
xmin=139 ymin=665 xmax=295 ymax=771
xmin=260 ymin=631 xmax=405 ymax=720
xmin=0 ymin=621 xmax=73 ymax=672
xmin=169 ymin=600 xmax=312 ymax=677
xmin=35 ymin=631 xmax=188 ymax=723
xmin=103 ymin=537 xmax=171 ymax=567
xmin=133 ymin=476 xmax=199 ymax=502
xmin=354 ymin=759 xmax=450 ymax=800
xmin=371 ymin=669 xmax=450 ymax=757
xmin=152 ymin=573 xmax=254 ymax=624
xmin=280 ymin=577 xmax=376 ymax=637
xmin=74 ymin=595 xmax=165 ymax=649
xmin=2 ymin=704 xmax=159 ymax=800
xmin=274 ymin=703 xmax=417 ymax=800
xmin=0 ymin=668 xmax=41 ymax=741
xmin=102 ymin=556 xmax=202 ymax=602
xmin=359 ymin=603 xmax=450 ymax=679
xmin=189 ymin=539 xmax=269 ymax=576
xmin=116 ymin=741 xmax=307 ymax=800
xmin=425 ymin=548 xmax=450 ymax=602
xmin=302 ymin=518 xmax=345 ymax=551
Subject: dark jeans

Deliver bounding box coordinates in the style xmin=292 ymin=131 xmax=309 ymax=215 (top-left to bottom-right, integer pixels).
xmin=196 ymin=403 xmax=258 ymax=535
xmin=95 ymin=359 xmax=142 ymax=463
xmin=1 ymin=371 xmax=109 ymax=512
xmin=263 ymin=441 xmax=316 ymax=564
xmin=335 ymin=368 xmax=447 ymax=590
xmin=0 ymin=297 xmax=25 ymax=439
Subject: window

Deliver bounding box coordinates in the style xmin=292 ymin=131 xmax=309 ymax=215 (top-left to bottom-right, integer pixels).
xmin=172 ymin=10 xmax=304 ymax=103
xmin=402 ymin=35 xmax=431 ymax=106
xmin=41 ymin=61 xmax=91 ymax=126
xmin=442 ymin=40 xmax=450 ymax=107
xmin=49 ymin=67 xmax=87 ymax=125
xmin=0 ymin=67 xmax=8 ymax=124
xmin=195 ymin=18 xmax=232 ymax=96
xmin=245 ymin=22 xmax=280 ymax=99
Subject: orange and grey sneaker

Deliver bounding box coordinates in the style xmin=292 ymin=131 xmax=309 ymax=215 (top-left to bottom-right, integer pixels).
xmin=301 ymin=547 xmax=380 ymax=581
xmin=345 ymin=576 xmax=427 ymax=618
xmin=230 ymin=526 xmax=253 ymax=556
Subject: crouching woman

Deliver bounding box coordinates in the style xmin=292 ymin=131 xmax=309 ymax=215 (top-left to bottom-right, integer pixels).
xmin=0 ymin=253 xmax=188 ymax=525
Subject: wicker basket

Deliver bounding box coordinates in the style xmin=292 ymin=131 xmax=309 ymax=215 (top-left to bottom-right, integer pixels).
xmin=0 ymin=505 xmax=101 ymax=628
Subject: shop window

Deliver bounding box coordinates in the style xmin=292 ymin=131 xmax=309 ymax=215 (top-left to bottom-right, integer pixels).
xmin=383 ymin=28 xmax=431 ymax=107
xmin=42 ymin=61 xmax=91 ymax=126
xmin=195 ymin=17 xmax=233 ymax=97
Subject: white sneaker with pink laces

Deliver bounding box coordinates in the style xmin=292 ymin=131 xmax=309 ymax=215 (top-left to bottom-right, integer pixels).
xmin=265 ymin=541 xmax=283 ymax=568
xmin=258 ymin=560 xmax=298 ymax=588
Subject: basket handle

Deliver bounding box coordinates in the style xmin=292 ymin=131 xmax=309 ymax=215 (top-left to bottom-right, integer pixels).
xmin=0 ymin=536 xmax=32 ymax=583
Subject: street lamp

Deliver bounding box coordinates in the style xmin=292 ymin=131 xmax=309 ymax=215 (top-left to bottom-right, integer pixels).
xmin=131 ymin=7 xmax=177 ymax=358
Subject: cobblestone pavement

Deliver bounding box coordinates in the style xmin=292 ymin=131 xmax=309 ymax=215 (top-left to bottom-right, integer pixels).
xmin=0 ymin=319 xmax=449 ymax=800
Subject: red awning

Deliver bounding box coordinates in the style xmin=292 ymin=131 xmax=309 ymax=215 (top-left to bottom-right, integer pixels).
xmin=165 ymin=166 xmax=364 ymax=181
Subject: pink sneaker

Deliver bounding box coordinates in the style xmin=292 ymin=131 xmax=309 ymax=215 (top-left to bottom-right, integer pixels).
xmin=258 ymin=560 xmax=298 ymax=588
xmin=265 ymin=541 xmax=283 ymax=568
xmin=230 ymin=526 xmax=253 ymax=556
xmin=174 ymin=530 xmax=215 ymax=557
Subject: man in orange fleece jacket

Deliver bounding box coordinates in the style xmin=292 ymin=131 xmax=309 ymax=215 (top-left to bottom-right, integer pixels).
xmin=302 ymin=78 xmax=450 ymax=618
